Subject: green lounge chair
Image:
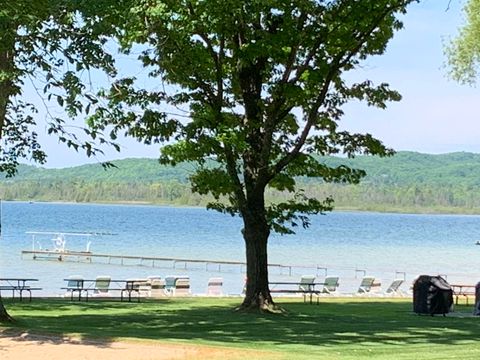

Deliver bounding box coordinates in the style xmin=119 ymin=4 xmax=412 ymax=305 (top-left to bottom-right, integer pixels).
xmin=321 ymin=276 xmax=340 ymax=294
xmin=93 ymin=275 xmax=111 ymax=297
xmin=385 ymin=279 xmax=404 ymax=296
xmin=298 ymin=275 xmax=316 ymax=292
xmin=357 ymin=276 xmax=376 ymax=294
xmin=64 ymin=275 xmax=86 ymax=300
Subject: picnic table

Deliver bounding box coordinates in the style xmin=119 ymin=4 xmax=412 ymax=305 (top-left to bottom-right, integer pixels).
xmin=0 ymin=278 xmax=41 ymax=301
xmin=62 ymin=278 xmax=148 ymax=302
xmin=269 ymin=281 xmax=324 ymax=304
xmin=121 ymin=279 xmax=149 ymax=302
xmin=451 ymin=284 xmax=477 ymax=305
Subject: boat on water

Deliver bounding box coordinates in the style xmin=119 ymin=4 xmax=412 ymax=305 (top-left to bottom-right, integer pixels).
xmin=23 ymin=231 xmax=98 ymax=261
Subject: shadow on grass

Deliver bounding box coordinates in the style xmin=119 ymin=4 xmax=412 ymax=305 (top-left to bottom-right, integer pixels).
xmin=2 ymin=298 xmax=480 ymax=351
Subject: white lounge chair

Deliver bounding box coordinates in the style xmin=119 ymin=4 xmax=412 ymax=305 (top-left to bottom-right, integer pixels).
xmin=207 ymin=277 xmax=223 ymax=296
xmin=122 ymin=278 xmax=149 ymax=301
xmin=174 ymin=277 xmax=191 ymax=296
xmin=150 ymin=278 xmax=166 ymax=298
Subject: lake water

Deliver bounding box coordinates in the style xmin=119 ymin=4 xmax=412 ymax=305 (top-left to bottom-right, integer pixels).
xmin=1 ymin=201 xmax=480 ymax=296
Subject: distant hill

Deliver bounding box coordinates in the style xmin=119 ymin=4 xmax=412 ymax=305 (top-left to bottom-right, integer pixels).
xmin=2 ymin=151 xmax=480 ymax=213
xmin=320 ymin=151 xmax=480 ymax=187
xmin=6 ymin=151 xmax=480 ymax=186
xmin=8 ymin=158 xmax=194 ymax=183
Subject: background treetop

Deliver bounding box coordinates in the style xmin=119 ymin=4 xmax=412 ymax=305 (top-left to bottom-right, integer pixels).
xmin=446 ymin=0 xmax=480 ymax=84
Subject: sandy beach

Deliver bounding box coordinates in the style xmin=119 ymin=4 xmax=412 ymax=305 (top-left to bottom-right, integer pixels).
xmin=0 ymin=330 xmax=269 ymax=360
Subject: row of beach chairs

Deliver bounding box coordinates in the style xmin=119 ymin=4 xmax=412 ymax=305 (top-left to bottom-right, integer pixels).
xmin=64 ymin=275 xmax=224 ymax=299
xmin=357 ymin=276 xmax=405 ymax=296
xmin=64 ymin=274 xmax=405 ymax=299
xmin=285 ymin=275 xmax=406 ymax=297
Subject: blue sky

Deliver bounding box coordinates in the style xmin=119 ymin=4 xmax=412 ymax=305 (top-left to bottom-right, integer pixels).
xmin=340 ymin=0 xmax=478 ymax=154
xmin=33 ymin=0 xmax=477 ymax=168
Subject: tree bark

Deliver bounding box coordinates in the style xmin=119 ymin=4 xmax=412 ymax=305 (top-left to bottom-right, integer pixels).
xmin=237 ymin=198 xmax=282 ymax=313
xmin=0 ymin=48 xmax=13 ymax=138
xmin=0 ymin=20 xmax=16 ymax=323
xmin=0 ymin=296 xmax=13 ymax=323
xmin=0 ymin=20 xmax=16 ymax=137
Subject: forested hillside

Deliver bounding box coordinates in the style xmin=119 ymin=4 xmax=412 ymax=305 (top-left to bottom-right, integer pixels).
xmin=2 ymin=151 xmax=480 ymax=213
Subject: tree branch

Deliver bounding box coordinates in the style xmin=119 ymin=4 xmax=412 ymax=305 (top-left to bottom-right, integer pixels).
xmin=223 ymin=142 xmax=247 ymax=211
xmin=187 ymin=3 xmax=225 ymax=111
xmin=269 ymin=1 xmax=409 ymax=179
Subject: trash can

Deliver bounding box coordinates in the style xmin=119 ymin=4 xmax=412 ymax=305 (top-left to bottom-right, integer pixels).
xmin=413 ymin=275 xmax=453 ymax=316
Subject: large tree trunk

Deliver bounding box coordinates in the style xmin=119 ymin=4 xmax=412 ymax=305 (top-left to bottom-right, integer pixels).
xmin=0 ymin=296 xmax=13 ymax=323
xmin=237 ymin=203 xmax=282 ymax=313
xmin=0 ymin=18 xmax=16 ymax=323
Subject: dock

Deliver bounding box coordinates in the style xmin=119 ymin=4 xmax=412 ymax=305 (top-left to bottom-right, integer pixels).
xmin=20 ymin=232 xmax=412 ymax=283
xmin=20 ymin=249 xmax=409 ymax=281
xmin=20 ymin=249 xmax=313 ymax=276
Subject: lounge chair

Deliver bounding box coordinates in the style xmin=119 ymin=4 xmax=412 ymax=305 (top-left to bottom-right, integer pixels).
xmin=66 ymin=275 xmax=84 ymax=288
xmin=92 ymin=275 xmax=111 ymax=297
xmin=137 ymin=280 xmax=152 ymax=297
xmin=298 ymin=275 xmax=316 ymax=292
xmin=174 ymin=277 xmax=191 ymax=296
xmin=121 ymin=279 xmax=149 ymax=302
xmin=297 ymin=275 xmax=317 ymax=302
xmin=150 ymin=278 xmax=166 ymax=298
xmin=371 ymin=279 xmax=382 ymax=294
xmin=321 ymin=276 xmax=340 ymax=294
xmin=64 ymin=275 xmax=86 ymax=300
xmin=385 ymin=279 xmax=404 ymax=296
xmin=164 ymin=275 xmax=177 ymax=295
xmin=207 ymin=277 xmax=223 ymax=296
xmin=357 ymin=276 xmax=376 ymax=294
xmin=164 ymin=275 xmax=190 ymax=296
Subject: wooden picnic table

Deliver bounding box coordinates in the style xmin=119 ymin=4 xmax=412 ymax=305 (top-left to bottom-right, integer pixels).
xmin=0 ymin=278 xmax=41 ymax=301
xmin=269 ymin=282 xmax=325 ymax=304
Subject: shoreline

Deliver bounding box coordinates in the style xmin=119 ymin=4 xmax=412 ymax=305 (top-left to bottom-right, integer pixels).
xmin=4 ymin=199 xmax=480 ymax=216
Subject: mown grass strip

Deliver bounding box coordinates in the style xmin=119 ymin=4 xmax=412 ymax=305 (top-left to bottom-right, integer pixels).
xmin=2 ymin=297 xmax=480 ymax=359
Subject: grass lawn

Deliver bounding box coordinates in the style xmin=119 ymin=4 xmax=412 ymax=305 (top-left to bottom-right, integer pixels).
xmin=1 ymin=297 xmax=480 ymax=359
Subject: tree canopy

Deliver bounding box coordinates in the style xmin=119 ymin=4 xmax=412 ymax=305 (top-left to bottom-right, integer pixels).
xmin=80 ymin=0 xmax=417 ymax=310
xmin=88 ymin=0 xmax=412 ymax=231
xmin=0 ymin=0 xmax=117 ymax=177
xmin=446 ymin=0 xmax=480 ymax=84
xmin=0 ymin=0 xmax=118 ymax=322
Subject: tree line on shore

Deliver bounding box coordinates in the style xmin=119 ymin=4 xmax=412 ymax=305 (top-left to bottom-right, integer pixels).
xmin=3 ymin=151 xmax=480 ymax=213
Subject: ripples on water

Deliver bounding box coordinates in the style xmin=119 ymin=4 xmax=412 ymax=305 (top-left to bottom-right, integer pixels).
xmin=1 ymin=201 xmax=480 ymax=295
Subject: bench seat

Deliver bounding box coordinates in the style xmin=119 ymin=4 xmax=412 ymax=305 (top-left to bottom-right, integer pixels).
xmin=0 ymin=285 xmax=42 ymax=301
xmin=270 ymin=289 xmax=321 ymax=304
